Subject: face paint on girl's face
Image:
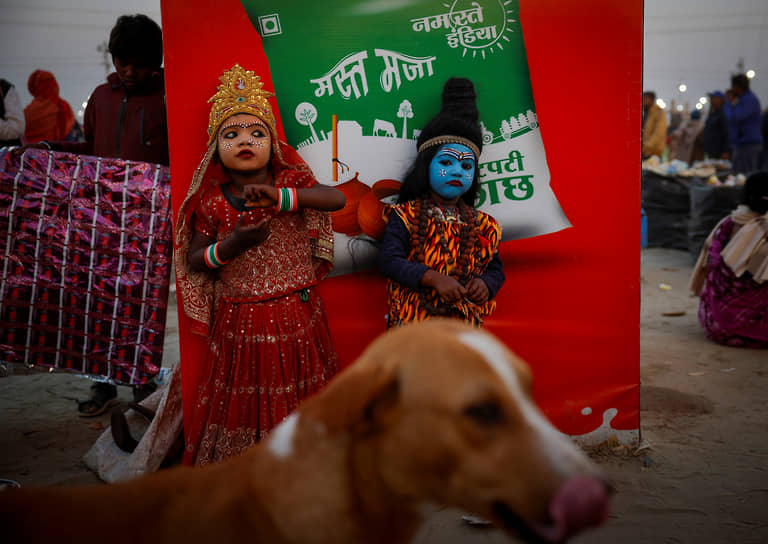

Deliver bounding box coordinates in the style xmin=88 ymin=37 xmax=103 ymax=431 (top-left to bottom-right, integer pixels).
xmin=217 ymin=113 xmax=272 ymax=172
xmin=428 ymin=144 xmax=476 ymax=200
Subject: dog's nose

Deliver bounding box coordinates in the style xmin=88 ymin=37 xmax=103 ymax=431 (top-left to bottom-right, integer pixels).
xmin=549 ymin=476 xmax=611 ymax=537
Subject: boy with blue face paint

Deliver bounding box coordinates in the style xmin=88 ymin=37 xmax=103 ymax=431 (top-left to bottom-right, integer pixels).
xmin=429 ymin=143 xmax=477 ymax=201
xmin=380 ymin=78 xmax=505 ymax=327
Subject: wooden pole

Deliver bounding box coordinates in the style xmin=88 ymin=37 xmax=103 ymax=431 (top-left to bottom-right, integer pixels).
xmin=332 ymin=114 xmax=338 ymax=182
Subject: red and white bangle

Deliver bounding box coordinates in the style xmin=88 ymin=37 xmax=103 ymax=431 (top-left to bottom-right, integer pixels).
xmin=276 ymin=187 xmax=298 ymax=212
xmin=203 ymin=242 xmax=229 ymax=268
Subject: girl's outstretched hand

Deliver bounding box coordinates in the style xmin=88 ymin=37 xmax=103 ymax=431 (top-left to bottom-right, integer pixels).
xmin=244 ymin=184 xmax=278 ymax=208
xmin=232 ymin=214 xmax=271 ymax=250
xmin=422 ymin=270 xmax=468 ymax=304
xmin=465 ymin=277 xmax=490 ymax=304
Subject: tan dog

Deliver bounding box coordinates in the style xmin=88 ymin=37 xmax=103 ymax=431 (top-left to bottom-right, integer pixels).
xmin=0 ymin=319 xmax=609 ymax=543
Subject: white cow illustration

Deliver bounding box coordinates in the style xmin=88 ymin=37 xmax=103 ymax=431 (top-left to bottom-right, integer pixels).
xmin=373 ymin=119 xmax=397 ymax=138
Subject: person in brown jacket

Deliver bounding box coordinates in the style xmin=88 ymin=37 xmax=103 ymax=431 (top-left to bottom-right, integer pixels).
xmin=642 ymin=91 xmax=668 ymax=159
xmin=17 ymin=14 xmax=169 ymax=166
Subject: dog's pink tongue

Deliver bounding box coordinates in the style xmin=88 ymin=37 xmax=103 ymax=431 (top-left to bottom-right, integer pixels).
xmin=547 ymin=476 xmax=610 ymax=541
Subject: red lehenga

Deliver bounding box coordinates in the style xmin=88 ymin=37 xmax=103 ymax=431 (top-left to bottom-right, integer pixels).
xmin=175 ymin=143 xmax=338 ymax=466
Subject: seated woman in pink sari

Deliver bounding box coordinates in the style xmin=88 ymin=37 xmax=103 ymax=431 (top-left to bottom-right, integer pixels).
xmin=690 ymin=172 xmax=768 ymax=347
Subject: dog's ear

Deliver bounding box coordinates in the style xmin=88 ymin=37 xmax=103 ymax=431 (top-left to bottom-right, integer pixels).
xmin=300 ymin=357 xmax=400 ymax=435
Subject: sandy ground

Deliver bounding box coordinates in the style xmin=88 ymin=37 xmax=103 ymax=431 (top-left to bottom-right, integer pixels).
xmin=1 ymin=247 xmax=767 ymax=543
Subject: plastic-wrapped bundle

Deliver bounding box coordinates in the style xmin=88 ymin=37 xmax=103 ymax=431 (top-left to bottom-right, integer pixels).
xmin=0 ymin=149 xmax=172 ymax=385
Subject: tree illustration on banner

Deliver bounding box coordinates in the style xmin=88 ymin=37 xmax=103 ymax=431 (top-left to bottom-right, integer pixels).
xmin=295 ymin=101 xmax=319 ymax=144
xmin=397 ymin=99 xmax=413 ymax=139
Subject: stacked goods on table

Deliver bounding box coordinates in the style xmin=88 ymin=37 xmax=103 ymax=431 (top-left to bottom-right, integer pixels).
xmin=642 ymin=156 xmax=732 ymax=179
xmin=0 ymin=149 xmax=172 ymax=385
xmin=701 ymin=172 xmax=747 ymax=187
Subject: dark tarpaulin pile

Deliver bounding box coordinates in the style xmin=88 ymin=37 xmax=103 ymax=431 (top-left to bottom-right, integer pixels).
xmin=641 ymin=170 xmax=690 ymax=251
xmin=688 ymin=179 xmax=742 ymax=258
xmin=0 ymin=149 xmax=172 ymax=385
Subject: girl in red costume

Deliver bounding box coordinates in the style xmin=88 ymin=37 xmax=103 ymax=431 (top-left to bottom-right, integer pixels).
xmin=175 ymin=64 xmax=344 ymax=465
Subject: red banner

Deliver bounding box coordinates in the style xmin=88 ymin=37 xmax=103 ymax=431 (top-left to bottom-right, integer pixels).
xmin=162 ymin=0 xmax=641 ymax=444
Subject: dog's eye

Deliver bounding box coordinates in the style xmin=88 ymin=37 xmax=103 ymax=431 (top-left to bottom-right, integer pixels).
xmin=464 ymin=401 xmax=504 ymax=425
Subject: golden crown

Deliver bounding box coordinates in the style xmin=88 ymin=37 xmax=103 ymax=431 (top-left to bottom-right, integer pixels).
xmin=207 ymin=64 xmax=276 ymax=145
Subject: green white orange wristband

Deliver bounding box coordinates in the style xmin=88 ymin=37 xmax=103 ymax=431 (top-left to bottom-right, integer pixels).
xmin=203 ymin=242 xmax=228 ymax=268
xmin=276 ymin=187 xmax=298 ymax=212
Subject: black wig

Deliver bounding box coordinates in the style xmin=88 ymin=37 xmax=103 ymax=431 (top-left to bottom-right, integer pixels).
xmin=397 ymin=77 xmax=483 ymax=207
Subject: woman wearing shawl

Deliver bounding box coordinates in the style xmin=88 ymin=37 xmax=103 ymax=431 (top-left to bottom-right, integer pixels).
xmin=690 ymin=172 xmax=768 ymax=347
xmin=23 ymin=70 xmax=76 ymax=143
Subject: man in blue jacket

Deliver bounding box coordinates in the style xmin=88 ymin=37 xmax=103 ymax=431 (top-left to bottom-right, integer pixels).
xmin=724 ymin=74 xmax=763 ymax=173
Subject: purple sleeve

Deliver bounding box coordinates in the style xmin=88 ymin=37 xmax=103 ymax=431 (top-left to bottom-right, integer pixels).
xmin=379 ymin=213 xmax=429 ymax=289
xmin=477 ymin=251 xmax=505 ymax=299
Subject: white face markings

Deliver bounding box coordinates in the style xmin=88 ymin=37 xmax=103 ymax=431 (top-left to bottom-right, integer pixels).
xmin=218 ymin=120 xmax=270 ymax=146
xmin=267 ymin=412 xmax=300 ymax=459
xmin=216 ymin=113 xmax=272 ymax=172
xmin=440 ymin=146 xmax=475 ymax=162
xmin=219 ymin=120 xmax=268 ymax=133
xmin=458 ymin=331 xmax=588 ymax=476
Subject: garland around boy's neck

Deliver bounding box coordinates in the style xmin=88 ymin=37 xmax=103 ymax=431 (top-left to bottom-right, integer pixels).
xmin=411 ymin=197 xmax=480 ymax=318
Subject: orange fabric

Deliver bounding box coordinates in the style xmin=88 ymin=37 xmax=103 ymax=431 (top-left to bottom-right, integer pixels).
xmin=23 ymin=70 xmax=75 ymax=143
xmin=386 ymin=200 xmax=500 ymax=326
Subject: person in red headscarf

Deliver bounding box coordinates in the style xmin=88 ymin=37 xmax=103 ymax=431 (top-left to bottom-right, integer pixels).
xmin=23 ymin=70 xmax=76 ymax=143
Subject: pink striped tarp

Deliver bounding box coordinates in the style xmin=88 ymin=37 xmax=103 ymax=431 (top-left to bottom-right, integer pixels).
xmin=0 ymin=149 xmax=172 ymax=385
